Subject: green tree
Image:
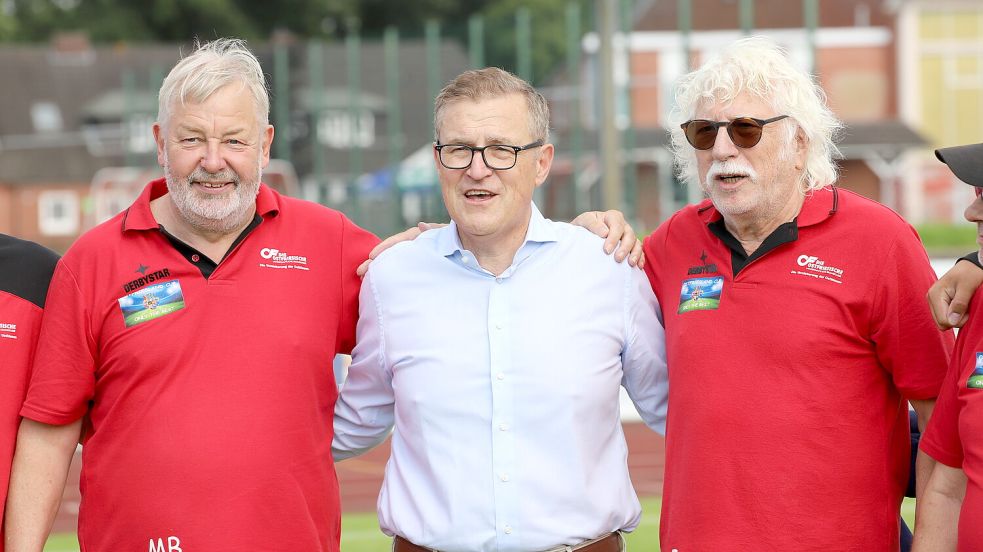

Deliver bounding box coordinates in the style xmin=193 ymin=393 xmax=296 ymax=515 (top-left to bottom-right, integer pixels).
xmin=0 ymin=0 xmax=596 ymax=85
xmin=481 ymin=0 xmax=592 ymax=84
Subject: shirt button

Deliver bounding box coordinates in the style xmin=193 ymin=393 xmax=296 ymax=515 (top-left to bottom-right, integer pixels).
xmin=499 ymin=423 xmax=509 ymax=431
xmin=461 ymin=256 xmax=470 ymax=264
xmin=504 ymin=525 xmax=513 ymax=534
xmin=500 ymin=473 xmax=509 ymax=482
xmin=191 ymin=254 xmax=200 ymax=262
xmin=495 ymin=277 xmax=503 ymax=284
xmin=495 ymin=323 xmax=503 ymax=330
xmin=496 ymin=372 xmax=505 ymax=380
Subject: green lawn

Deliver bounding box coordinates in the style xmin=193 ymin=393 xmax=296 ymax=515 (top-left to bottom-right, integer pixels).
xmin=43 ymin=497 xmax=918 ymax=551
xmin=916 ymin=223 xmax=978 ymax=256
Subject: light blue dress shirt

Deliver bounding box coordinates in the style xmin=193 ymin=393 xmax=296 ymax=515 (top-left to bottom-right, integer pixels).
xmin=333 ymin=205 xmax=668 ymax=552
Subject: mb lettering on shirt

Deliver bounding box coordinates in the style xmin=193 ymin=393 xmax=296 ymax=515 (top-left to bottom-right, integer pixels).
xmin=148 ymin=535 xmax=182 ymax=552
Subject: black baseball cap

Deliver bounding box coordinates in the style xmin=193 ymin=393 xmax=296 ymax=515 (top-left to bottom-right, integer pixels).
xmin=936 ymin=143 xmax=983 ymax=187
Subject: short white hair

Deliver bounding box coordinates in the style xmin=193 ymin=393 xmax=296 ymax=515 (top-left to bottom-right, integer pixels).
xmin=668 ymin=36 xmax=843 ymax=192
xmin=158 ymin=38 xmax=269 ymax=129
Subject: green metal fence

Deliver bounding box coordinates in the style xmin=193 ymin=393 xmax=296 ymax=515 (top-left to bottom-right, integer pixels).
xmin=108 ymin=0 xmax=824 ymax=238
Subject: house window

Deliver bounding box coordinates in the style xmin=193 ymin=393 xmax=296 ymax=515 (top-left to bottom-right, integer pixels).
xmin=127 ymin=114 xmax=156 ymax=153
xmin=94 ymin=189 xmax=135 ymax=224
xmin=38 ymin=190 xmax=80 ymax=236
xmin=318 ymin=110 xmax=375 ymax=149
xmin=31 ymin=102 xmax=63 ymax=133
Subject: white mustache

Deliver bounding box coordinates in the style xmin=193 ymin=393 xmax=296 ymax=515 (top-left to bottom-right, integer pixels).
xmin=705 ymin=160 xmax=758 ymax=185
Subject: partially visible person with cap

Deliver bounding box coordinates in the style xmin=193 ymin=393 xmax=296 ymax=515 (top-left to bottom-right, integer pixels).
xmin=913 ymin=142 xmax=983 ymax=552
xmin=926 ymin=147 xmax=983 ymax=330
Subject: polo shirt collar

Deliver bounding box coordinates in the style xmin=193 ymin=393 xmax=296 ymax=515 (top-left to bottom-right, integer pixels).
xmin=434 ymin=202 xmax=558 ymax=257
xmin=121 ymin=178 xmax=281 ymax=232
xmin=697 ymin=185 xmax=839 ymax=229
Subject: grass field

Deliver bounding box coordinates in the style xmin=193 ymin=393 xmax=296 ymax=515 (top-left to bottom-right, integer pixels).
xmin=42 ymin=497 xmax=918 ymax=551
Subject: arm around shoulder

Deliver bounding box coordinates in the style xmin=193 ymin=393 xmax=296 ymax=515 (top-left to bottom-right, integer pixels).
xmin=620 ymin=266 xmax=668 ymax=435
xmin=332 ymin=273 xmax=396 ymax=461
xmin=928 ymin=255 xmax=983 ymax=330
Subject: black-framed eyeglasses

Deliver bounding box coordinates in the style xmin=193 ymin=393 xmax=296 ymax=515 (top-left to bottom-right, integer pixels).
xmin=434 ymin=140 xmax=545 ymax=170
xmin=680 ymin=115 xmax=789 ymax=150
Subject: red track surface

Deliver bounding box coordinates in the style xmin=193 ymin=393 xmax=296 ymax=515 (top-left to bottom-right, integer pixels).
xmin=54 ymin=422 xmax=664 ymax=533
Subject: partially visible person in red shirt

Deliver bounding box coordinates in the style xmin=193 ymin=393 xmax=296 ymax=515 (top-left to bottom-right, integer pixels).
xmin=915 ymin=142 xmax=983 ymax=552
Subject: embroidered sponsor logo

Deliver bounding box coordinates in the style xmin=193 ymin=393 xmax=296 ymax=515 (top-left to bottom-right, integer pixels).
xmin=259 ymin=247 xmax=310 ymax=271
xmin=686 ymin=250 xmax=719 ymax=275
xmin=0 ymin=322 xmax=16 ymax=340
xmin=968 ymin=352 xmax=983 ymax=389
xmin=123 ymin=267 xmax=172 ymax=293
xmin=790 ymin=253 xmax=844 ymax=284
xmin=678 ymin=276 xmax=724 ymax=313
xmin=118 ymin=280 xmax=186 ymax=328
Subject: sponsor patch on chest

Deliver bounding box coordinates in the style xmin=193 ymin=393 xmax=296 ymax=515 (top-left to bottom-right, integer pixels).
xmin=117 ymin=280 xmax=186 ymax=328
xmin=968 ymin=352 xmax=983 ymax=389
xmin=678 ymin=276 xmax=724 ymax=313
xmin=0 ymin=321 xmax=17 ymax=340
xmin=790 ymin=253 xmax=845 ymax=284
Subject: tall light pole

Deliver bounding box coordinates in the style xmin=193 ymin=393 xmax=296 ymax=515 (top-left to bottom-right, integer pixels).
xmin=599 ymin=0 xmax=623 ymax=212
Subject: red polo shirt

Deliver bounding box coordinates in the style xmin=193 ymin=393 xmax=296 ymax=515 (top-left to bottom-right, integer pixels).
xmin=921 ymin=290 xmax=983 ymax=551
xmin=0 ymin=235 xmax=58 ymax=551
xmin=22 ymin=179 xmax=377 ymax=551
xmin=644 ymin=186 xmax=952 ymax=551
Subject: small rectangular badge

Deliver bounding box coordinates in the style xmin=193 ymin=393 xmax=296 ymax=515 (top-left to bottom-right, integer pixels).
xmin=117 ymin=280 xmax=186 ymax=328
xmin=678 ymin=276 xmax=724 ymax=314
xmin=968 ymin=352 xmax=983 ymax=389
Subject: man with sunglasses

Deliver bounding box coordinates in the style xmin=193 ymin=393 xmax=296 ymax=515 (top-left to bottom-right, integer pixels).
xmin=332 ymin=67 xmax=669 ymax=552
xmin=642 ymin=37 xmax=953 ymax=549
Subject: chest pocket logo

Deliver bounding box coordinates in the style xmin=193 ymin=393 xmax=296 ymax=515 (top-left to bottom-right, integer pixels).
xmin=678 ymin=276 xmax=724 ymax=314
xmin=117 ymin=280 xmax=186 ymax=328
xmin=968 ymin=352 xmax=983 ymax=390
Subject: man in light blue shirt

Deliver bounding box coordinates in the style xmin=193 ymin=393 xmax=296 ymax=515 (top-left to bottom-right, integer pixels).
xmin=332 ymin=67 xmax=668 ymax=552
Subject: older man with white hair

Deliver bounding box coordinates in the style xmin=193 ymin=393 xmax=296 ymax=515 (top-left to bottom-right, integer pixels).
xmin=642 ymin=37 xmax=953 ymax=550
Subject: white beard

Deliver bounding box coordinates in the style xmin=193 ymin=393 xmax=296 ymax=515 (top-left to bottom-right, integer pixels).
xmin=164 ymin=158 xmax=261 ymax=235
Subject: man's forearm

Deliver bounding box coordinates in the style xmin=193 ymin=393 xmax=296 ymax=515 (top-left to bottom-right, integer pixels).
xmin=911 ymin=399 xmax=936 ymax=499
xmin=5 ymin=417 xmax=82 ymax=552
xmin=915 ymin=448 xmax=936 ymax=502
xmin=912 ymin=463 xmax=965 ymax=552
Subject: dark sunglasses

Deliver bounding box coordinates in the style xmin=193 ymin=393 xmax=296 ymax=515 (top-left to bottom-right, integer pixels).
xmin=680 ymin=115 xmax=789 ymax=150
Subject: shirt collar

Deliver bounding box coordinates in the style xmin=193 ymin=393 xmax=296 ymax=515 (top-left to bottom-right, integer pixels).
xmin=121 ymin=177 xmax=281 ymax=232
xmin=698 ymin=185 xmax=838 ymax=229
xmin=434 ymin=202 xmax=559 ymax=258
